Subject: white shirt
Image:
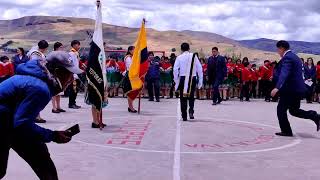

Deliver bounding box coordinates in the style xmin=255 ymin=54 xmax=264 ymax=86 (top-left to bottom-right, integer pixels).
xmin=173 ymin=51 xmax=203 ymax=88
xmin=125 ymin=56 xmax=132 ymax=71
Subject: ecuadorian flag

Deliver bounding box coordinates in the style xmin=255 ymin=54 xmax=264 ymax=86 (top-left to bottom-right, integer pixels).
xmin=126 ymin=20 xmax=149 ymax=100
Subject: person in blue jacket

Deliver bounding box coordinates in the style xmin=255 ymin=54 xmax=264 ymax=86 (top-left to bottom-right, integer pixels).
xmin=12 ymin=47 xmax=29 ymax=72
xmin=0 ymin=51 xmax=82 ymax=180
xmin=207 ymin=47 xmax=227 ymax=105
xmin=271 ymin=40 xmax=320 ymax=137
xmin=146 ymin=52 xmax=161 ymax=102
xmin=304 ymin=57 xmax=317 ymax=103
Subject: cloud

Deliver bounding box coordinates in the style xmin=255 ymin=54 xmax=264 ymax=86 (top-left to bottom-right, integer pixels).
xmin=0 ymin=0 xmax=319 ymax=42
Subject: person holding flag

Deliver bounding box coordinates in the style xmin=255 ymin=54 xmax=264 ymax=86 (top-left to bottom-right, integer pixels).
xmin=85 ymin=0 xmax=108 ymax=129
xmin=123 ymin=19 xmax=149 ymax=113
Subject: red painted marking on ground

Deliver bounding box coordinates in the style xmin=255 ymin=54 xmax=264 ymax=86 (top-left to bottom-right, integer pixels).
xmin=185 ymin=135 xmax=275 ymax=149
xmin=107 ymin=120 xmax=152 ymax=145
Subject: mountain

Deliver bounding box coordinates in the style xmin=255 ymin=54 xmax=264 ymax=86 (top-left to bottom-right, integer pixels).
xmin=239 ymin=38 xmax=320 ymax=55
xmin=0 ymin=16 xmax=319 ymax=64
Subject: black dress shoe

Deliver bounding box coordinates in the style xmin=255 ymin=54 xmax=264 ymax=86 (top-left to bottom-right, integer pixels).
xmin=69 ymin=105 xmax=80 ymax=109
xmin=52 ymin=109 xmax=60 ymax=114
xmin=128 ymin=108 xmax=138 ymax=113
xmin=156 ymin=99 xmax=160 ymax=102
xmin=189 ymin=114 xmax=195 ymax=120
xmin=275 ymin=132 xmax=293 ymax=137
xmin=148 ymin=99 xmax=154 ymax=101
xmin=92 ymin=123 xmax=107 ymax=129
xmin=182 ymin=117 xmax=188 ymax=121
xmin=212 ymin=102 xmax=217 ymax=106
xmin=217 ymin=99 xmax=222 ymax=104
xmin=35 ymin=118 xmax=46 ymax=124
xmin=57 ymin=108 xmax=66 ymax=112
xmin=75 ymin=105 xmax=81 ymax=108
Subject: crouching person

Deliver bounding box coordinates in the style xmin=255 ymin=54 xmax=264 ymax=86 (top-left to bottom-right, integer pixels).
xmin=0 ymin=51 xmax=83 ymax=180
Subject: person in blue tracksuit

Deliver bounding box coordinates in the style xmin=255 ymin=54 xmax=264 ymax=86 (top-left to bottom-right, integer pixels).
xmin=271 ymin=41 xmax=320 ymax=137
xmin=0 ymin=51 xmax=82 ymax=180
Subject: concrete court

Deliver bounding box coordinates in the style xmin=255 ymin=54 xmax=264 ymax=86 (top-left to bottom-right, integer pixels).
xmin=3 ymin=95 xmax=320 ymax=180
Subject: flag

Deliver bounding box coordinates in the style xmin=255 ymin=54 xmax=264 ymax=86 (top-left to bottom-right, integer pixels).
xmin=85 ymin=0 xmax=107 ymax=110
xmin=126 ymin=19 xmax=149 ymax=100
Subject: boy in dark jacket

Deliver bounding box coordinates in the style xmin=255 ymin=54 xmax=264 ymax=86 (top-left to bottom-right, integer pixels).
xmin=0 ymin=51 xmax=83 ymax=180
xmin=147 ymin=52 xmax=161 ymax=102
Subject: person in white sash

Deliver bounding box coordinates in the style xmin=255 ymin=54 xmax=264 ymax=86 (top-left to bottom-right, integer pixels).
xmin=174 ymin=43 xmax=203 ymax=121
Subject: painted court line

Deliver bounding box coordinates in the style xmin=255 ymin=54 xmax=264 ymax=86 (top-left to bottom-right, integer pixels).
xmin=173 ymin=99 xmax=181 ymax=180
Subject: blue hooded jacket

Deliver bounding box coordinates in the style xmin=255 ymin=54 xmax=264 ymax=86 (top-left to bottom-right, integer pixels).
xmin=0 ymin=59 xmax=54 ymax=142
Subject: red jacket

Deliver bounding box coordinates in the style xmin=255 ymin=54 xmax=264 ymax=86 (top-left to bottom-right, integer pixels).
xmin=250 ymin=69 xmax=260 ymax=82
xmin=0 ymin=62 xmax=14 ymax=77
xmin=317 ymin=65 xmax=320 ymax=80
xmin=226 ymin=62 xmax=235 ymax=75
xmin=117 ymin=61 xmax=126 ymax=73
xmin=259 ymin=65 xmax=272 ymax=80
xmin=234 ymin=64 xmax=244 ymax=79
xmin=241 ymin=67 xmax=252 ymax=82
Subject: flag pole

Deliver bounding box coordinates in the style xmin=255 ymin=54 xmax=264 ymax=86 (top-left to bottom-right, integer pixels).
xmin=138 ymin=91 xmax=141 ymax=114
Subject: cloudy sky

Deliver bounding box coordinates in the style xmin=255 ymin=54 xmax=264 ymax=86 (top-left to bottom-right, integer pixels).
xmin=0 ymin=0 xmax=319 ymax=42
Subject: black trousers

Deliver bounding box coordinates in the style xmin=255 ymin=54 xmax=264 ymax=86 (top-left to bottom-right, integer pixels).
xmin=0 ymin=119 xmax=58 ymax=180
xmin=212 ymin=80 xmax=222 ymax=103
xmin=277 ymin=94 xmax=319 ymax=134
xmin=250 ymin=81 xmax=257 ymax=98
xmin=261 ymin=80 xmax=272 ymax=101
xmin=68 ymin=81 xmax=78 ymax=106
xmin=147 ymin=78 xmax=160 ymax=101
xmin=240 ymin=82 xmax=250 ymax=101
xmin=179 ymin=76 xmax=196 ymax=119
xmin=306 ymin=84 xmax=314 ymax=102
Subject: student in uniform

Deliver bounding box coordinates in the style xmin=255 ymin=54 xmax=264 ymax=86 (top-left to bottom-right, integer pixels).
xmin=173 ymin=43 xmax=203 ymax=121
xmin=51 ymin=42 xmax=66 ymax=114
xmin=259 ymin=60 xmax=272 ymax=102
xmin=160 ymin=57 xmax=173 ymax=99
xmin=68 ymin=40 xmax=82 ymax=109
xmin=304 ymin=57 xmax=316 ymax=103
xmin=250 ymin=64 xmax=260 ymax=99
xmin=271 ymin=40 xmax=320 ymax=137
xmin=0 ymin=56 xmax=14 ymax=84
xmin=106 ymin=54 xmax=120 ymax=98
xmin=12 ymin=47 xmax=29 ymax=72
xmin=234 ymin=59 xmax=243 ymax=98
xmin=199 ymin=58 xmax=207 ymax=100
xmin=240 ymin=62 xmax=252 ymax=102
xmin=316 ymin=61 xmax=320 ymax=103
xmin=146 ymin=53 xmax=161 ymax=102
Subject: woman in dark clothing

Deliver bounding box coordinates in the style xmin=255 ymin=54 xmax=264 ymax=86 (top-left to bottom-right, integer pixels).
xmin=304 ymin=57 xmax=317 ymax=103
xmin=13 ymin=48 xmax=29 ymax=72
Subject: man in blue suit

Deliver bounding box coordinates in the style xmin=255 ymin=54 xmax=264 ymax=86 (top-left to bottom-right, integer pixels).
xmin=207 ymin=47 xmax=227 ymax=105
xmin=271 ymin=40 xmax=320 ymax=137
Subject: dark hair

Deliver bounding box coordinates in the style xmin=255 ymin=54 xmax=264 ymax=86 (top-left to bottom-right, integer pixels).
xmin=307 ymin=57 xmax=314 ymax=66
xmin=38 ymin=40 xmax=49 ymax=49
xmin=276 ymin=40 xmax=290 ymax=50
xmin=17 ymin=47 xmax=25 ymax=57
xmin=126 ymin=46 xmax=135 ymax=55
xmin=109 ymin=54 xmax=118 ymax=61
xmin=212 ymin=47 xmax=219 ymax=51
xmin=264 ymin=60 xmax=270 ymax=64
xmin=148 ymin=51 xmax=154 ymax=56
xmin=317 ymin=61 xmax=320 ymax=66
xmin=243 ymin=62 xmax=250 ymax=67
xmin=54 ymin=42 xmax=63 ymax=51
xmin=181 ymin=43 xmax=190 ymax=52
xmin=252 ymin=64 xmax=257 ymax=68
xmin=71 ymin=40 xmax=80 ymax=47
xmin=164 ymin=56 xmax=169 ymax=60
xmin=242 ymin=57 xmax=249 ymax=64
xmin=0 ymin=56 xmax=9 ymax=62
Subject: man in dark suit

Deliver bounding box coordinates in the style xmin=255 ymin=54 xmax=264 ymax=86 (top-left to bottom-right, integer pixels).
xmin=207 ymin=47 xmax=227 ymax=105
xmin=271 ymin=40 xmax=320 ymax=137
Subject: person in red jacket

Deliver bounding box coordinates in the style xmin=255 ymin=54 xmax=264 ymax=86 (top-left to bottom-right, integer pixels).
xmin=0 ymin=56 xmax=14 ymax=84
xmin=316 ymin=61 xmax=320 ymax=103
xmin=240 ymin=62 xmax=252 ymax=101
xmin=250 ymin=64 xmax=260 ymax=98
xmin=234 ymin=59 xmax=244 ymax=98
xmin=259 ymin=60 xmax=272 ymax=102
